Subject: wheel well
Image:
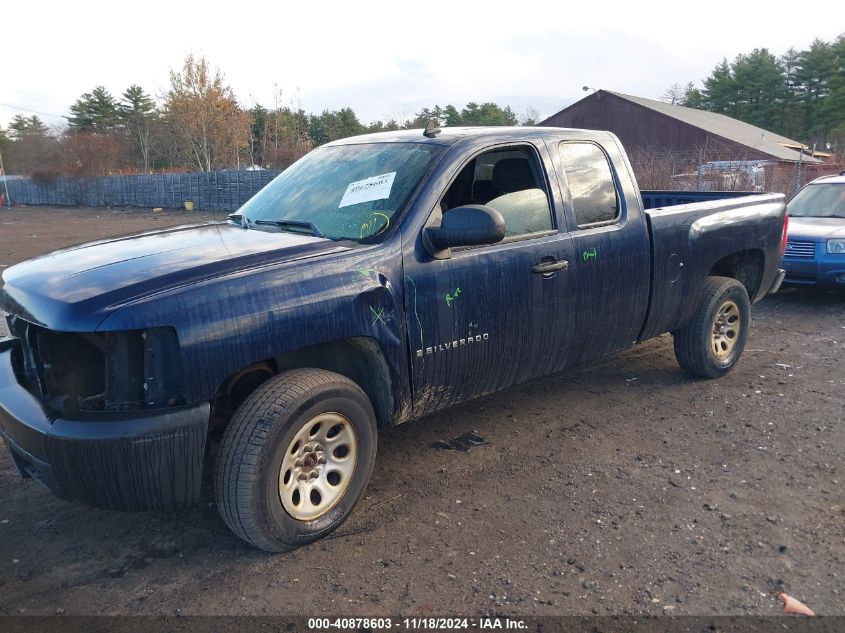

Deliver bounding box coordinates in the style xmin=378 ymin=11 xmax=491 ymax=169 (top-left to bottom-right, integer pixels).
xmin=709 ymin=250 xmax=764 ymax=300
xmin=209 ymin=337 xmax=394 ymax=437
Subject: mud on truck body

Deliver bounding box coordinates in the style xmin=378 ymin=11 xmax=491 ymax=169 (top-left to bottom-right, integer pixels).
xmin=0 ymin=126 xmax=787 ymax=551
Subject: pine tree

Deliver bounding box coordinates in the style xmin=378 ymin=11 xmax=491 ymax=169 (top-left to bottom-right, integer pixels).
xmin=249 ymin=104 xmax=268 ymax=166
xmin=780 ymin=48 xmax=804 ymax=139
xmin=797 ymin=39 xmax=837 ymax=139
xmin=0 ymin=124 xmax=12 ymax=164
xmin=681 ymin=83 xmax=704 ymax=108
xmin=702 ymin=59 xmax=739 ymax=116
xmin=8 ymin=115 xmax=49 ymax=139
xmin=68 ymin=86 xmax=121 ymax=132
xmin=732 ymin=49 xmax=785 ymax=131
xmin=819 ymin=35 xmax=845 ymax=144
xmin=119 ymin=85 xmax=156 ymax=170
xmin=682 ymin=36 xmax=845 ymax=147
xmin=443 ymin=105 xmax=462 ymax=126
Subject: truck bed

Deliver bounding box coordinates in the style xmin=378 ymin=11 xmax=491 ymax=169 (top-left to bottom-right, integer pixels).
xmin=640 ymin=190 xmax=758 ymax=210
xmin=638 ymin=192 xmax=786 ymax=342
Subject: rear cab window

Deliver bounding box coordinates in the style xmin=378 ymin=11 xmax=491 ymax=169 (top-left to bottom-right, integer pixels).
xmin=558 ymin=142 xmax=620 ymax=228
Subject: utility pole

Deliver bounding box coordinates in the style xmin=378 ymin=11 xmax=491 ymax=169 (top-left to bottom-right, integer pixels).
xmin=0 ymin=146 xmax=10 ymax=208
xmin=696 ymin=148 xmax=704 ymax=191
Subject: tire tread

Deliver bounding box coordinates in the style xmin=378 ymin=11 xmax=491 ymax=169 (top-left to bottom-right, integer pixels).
xmin=214 ymin=368 xmax=363 ymax=551
xmin=673 ymin=276 xmax=749 ymax=379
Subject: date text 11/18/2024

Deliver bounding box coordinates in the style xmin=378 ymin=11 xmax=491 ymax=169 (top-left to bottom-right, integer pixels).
xmin=307 ymin=617 xmax=528 ymax=629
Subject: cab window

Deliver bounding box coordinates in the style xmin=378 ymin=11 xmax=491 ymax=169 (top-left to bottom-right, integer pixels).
xmin=559 ymin=142 xmax=620 ymax=227
xmin=441 ymin=146 xmax=553 ymax=237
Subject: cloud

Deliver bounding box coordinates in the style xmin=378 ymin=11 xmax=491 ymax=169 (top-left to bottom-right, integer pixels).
xmin=297 ymin=29 xmax=720 ymax=123
xmin=1 ymin=0 xmax=841 ymax=127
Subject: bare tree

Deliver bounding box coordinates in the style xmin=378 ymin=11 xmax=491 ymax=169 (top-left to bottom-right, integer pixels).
xmin=627 ymin=145 xmax=687 ymax=189
xmin=520 ymin=106 xmax=540 ymax=126
xmin=60 ymin=132 xmax=126 ymax=177
xmin=662 ymin=83 xmax=685 ymax=105
xmin=256 ymin=85 xmax=313 ymax=169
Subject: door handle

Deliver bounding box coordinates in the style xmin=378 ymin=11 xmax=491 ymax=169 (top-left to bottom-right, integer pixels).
xmin=532 ymin=260 xmax=569 ymax=274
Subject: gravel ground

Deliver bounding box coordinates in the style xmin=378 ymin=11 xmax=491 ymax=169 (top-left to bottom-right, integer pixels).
xmin=0 ymin=206 xmax=842 ymax=617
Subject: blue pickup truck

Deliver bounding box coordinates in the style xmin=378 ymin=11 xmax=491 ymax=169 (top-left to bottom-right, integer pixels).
xmin=0 ymin=127 xmax=787 ymax=551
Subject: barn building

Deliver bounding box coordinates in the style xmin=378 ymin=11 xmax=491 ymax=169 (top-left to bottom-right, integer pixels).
xmin=540 ymin=90 xmax=832 ymax=192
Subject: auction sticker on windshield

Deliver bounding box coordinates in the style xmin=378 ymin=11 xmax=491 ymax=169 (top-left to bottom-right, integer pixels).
xmin=339 ymin=172 xmax=396 ymax=208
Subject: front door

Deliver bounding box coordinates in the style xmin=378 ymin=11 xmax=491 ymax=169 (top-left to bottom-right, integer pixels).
xmin=404 ymin=142 xmax=575 ymax=416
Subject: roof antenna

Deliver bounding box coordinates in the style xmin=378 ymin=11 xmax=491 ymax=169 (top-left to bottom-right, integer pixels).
xmin=423 ymin=119 xmax=441 ymax=138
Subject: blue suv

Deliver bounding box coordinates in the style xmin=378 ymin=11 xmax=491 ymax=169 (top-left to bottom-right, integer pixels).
xmin=783 ymin=172 xmax=845 ymax=288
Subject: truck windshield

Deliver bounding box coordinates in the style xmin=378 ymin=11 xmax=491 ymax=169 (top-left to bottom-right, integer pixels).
xmin=789 ymin=183 xmax=845 ymax=219
xmin=238 ymin=142 xmax=445 ymax=241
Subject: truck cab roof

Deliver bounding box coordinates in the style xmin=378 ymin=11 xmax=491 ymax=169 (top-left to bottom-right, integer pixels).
xmin=327 ymin=126 xmax=608 ymax=147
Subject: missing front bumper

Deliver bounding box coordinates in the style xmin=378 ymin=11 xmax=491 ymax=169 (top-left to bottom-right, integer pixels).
xmin=0 ymin=344 xmax=210 ymax=511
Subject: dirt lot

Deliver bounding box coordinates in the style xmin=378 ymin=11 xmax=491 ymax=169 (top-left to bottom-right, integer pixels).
xmin=0 ymin=206 xmax=842 ymax=617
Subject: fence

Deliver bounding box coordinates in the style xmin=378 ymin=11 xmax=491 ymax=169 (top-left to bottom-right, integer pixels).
xmin=0 ymin=169 xmax=283 ymax=212
xmin=625 ymin=145 xmax=844 ymax=196
xmin=2 ymin=159 xmax=843 ymax=211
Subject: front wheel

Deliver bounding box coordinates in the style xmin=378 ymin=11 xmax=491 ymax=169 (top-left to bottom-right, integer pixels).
xmin=214 ymin=368 xmax=377 ymax=552
xmin=673 ymin=276 xmax=750 ymax=378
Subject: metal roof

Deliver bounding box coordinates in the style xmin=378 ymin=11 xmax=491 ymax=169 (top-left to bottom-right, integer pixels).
xmin=604 ymin=91 xmax=820 ymax=163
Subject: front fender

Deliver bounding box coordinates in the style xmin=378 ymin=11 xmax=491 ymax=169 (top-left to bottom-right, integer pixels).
xmin=96 ymin=244 xmax=409 ymax=416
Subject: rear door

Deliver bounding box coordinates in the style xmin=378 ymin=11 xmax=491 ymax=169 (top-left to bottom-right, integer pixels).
xmin=549 ymin=136 xmax=651 ymax=364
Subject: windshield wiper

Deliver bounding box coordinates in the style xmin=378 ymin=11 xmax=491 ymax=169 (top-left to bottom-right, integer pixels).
xmin=253 ymin=219 xmax=326 ymax=238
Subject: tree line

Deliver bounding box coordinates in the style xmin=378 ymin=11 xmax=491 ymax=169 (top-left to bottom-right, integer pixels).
xmin=3 ymin=35 xmax=841 ymax=179
xmin=664 ymin=34 xmax=845 ymax=153
xmin=0 ymin=54 xmax=529 ymax=178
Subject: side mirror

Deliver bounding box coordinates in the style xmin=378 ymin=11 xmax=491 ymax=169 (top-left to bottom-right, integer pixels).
xmin=424 ymin=205 xmax=505 ymax=257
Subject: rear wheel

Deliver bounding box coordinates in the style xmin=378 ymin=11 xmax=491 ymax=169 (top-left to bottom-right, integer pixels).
xmin=673 ymin=276 xmax=750 ymax=378
xmin=215 ymin=368 xmax=377 ymax=552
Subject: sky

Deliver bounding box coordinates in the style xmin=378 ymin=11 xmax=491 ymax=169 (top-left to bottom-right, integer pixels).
xmin=1 ymin=0 xmax=842 ymax=130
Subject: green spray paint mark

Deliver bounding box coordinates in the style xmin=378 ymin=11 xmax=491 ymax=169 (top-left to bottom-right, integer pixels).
xmin=359 ymin=212 xmax=391 ymax=239
xmin=370 ymin=306 xmax=387 ymax=327
xmin=582 ymin=248 xmax=598 ymax=262
xmin=445 ymin=287 xmax=462 ymax=308
xmin=407 ymin=275 xmax=424 ymax=350
xmin=355 ymin=267 xmax=377 ymax=281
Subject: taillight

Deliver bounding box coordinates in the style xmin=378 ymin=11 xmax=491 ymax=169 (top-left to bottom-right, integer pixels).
xmin=781 ymin=209 xmax=789 ymax=257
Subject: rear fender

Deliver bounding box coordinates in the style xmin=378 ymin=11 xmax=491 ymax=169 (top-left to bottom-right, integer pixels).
xmin=639 ymin=194 xmax=785 ymax=340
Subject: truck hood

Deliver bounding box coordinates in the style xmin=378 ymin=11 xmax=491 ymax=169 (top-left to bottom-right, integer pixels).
xmin=0 ymin=223 xmax=352 ymax=330
xmin=788 ymin=217 xmax=845 ymax=239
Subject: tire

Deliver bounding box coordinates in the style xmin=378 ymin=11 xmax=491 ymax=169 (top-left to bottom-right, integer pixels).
xmin=673 ymin=276 xmax=750 ymax=379
xmin=215 ymin=368 xmax=377 ymax=552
